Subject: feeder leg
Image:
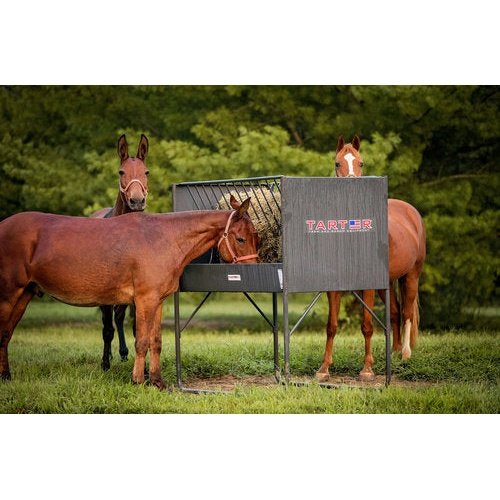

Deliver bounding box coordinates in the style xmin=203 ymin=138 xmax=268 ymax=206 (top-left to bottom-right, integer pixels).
xmin=174 ymin=291 xmax=183 ymax=389
xmin=283 ymin=291 xmax=290 ymax=382
xmin=272 ymin=292 xmax=280 ymax=382
xmin=385 ymin=288 xmax=392 ymax=386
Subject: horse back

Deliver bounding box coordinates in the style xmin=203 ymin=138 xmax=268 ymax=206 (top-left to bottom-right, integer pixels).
xmin=387 ymin=199 xmax=426 ymax=279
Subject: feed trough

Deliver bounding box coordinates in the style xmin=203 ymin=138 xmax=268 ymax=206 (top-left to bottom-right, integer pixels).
xmin=172 ymin=175 xmax=391 ymax=391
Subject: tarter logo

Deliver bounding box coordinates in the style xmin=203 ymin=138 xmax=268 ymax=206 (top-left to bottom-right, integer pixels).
xmin=306 ymin=218 xmax=373 ymax=233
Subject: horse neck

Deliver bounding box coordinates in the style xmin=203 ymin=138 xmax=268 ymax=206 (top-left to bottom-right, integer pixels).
xmin=174 ymin=211 xmax=231 ymax=267
xmin=111 ymin=191 xmax=130 ymax=216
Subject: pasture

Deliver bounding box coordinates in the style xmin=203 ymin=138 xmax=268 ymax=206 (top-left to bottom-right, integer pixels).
xmin=0 ymin=296 xmax=498 ymax=414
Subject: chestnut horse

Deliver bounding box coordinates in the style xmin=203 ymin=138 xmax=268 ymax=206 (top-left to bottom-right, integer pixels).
xmin=316 ymin=135 xmax=426 ymax=382
xmin=91 ymin=134 xmax=149 ymax=370
xmin=0 ymin=196 xmax=258 ymax=389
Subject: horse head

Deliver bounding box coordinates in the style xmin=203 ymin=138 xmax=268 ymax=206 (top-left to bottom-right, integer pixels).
xmin=117 ymin=134 xmax=149 ymax=211
xmin=217 ymin=195 xmax=259 ymax=264
xmin=334 ymin=135 xmax=363 ymax=178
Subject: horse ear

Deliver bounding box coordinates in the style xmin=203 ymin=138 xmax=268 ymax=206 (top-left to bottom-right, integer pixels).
xmin=137 ymin=134 xmax=149 ymax=161
xmin=352 ymin=135 xmax=360 ymax=151
xmin=229 ymin=194 xmax=240 ymax=210
xmin=235 ymin=197 xmax=251 ymax=219
xmin=336 ymin=135 xmax=345 ymax=153
xmin=117 ymin=135 xmax=129 ymax=162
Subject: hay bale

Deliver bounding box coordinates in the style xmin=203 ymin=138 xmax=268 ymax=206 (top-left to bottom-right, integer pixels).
xmin=218 ymin=189 xmax=282 ymax=263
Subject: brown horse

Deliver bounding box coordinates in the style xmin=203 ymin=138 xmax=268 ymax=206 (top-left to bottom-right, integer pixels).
xmin=316 ymin=135 xmax=426 ymax=382
xmin=0 ymin=196 xmax=258 ymax=389
xmin=92 ymin=134 xmax=149 ymax=370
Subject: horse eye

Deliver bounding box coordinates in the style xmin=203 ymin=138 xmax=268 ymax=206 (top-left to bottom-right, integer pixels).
xmin=145 ymin=171 xmax=150 ymax=176
xmin=335 ymin=162 xmax=340 ymax=169
xmin=236 ymin=237 xmax=246 ymax=244
xmin=119 ymin=170 xmax=125 ymax=176
xmin=360 ymin=162 xmax=364 ymax=168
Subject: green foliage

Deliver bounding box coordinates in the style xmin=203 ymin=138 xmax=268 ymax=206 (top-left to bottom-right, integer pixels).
xmin=0 ymin=85 xmax=498 ymax=328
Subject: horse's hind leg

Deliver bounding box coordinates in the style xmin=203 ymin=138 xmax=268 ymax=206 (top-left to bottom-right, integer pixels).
xmin=100 ymin=305 xmax=114 ymax=371
xmin=0 ymin=288 xmax=34 ymax=380
xmin=401 ymin=271 xmax=420 ymax=360
xmin=113 ymin=305 xmax=129 ymax=361
xmin=359 ymin=290 xmax=376 ymax=381
xmin=316 ymin=291 xmax=341 ymax=383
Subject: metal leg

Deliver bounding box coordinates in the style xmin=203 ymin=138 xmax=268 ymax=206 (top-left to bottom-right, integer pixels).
xmin=283 ymin=291 xmax=290 ymax=382
xmin=385 ymin=288 xmax=392 ymax=386
xmin=174 ymin=291 xmax=183 ymax=389
xmin=272 ymin=292 xmax=280 ymax=382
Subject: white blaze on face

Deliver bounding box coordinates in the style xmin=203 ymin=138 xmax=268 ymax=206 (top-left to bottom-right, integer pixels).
xmin=344 ymin=152 xmax=356 ymax=177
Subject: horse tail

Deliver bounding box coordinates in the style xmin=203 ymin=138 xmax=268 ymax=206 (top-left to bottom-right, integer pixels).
xmin=410 ymin=293 xmax=419 ymax=348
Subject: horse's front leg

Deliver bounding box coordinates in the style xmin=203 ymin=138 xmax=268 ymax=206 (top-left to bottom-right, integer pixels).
xmin=132 ymin=297 xmax=166 ymax=390
xmin=359 ymin=289 xmax=376 ymax=381
xmin=316 ymin=291 xmax=341 ymax=383
xmin=100 ymin=305 xmax=114 ymax=371
xmin=113 ymin=305 xmax=129 ymax=361
xmin=0 ymin=288 xmax=35 ymax=380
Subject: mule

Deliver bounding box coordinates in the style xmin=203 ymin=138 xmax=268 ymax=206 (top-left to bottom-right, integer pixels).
xmin=316 ymin=135 xmax=426 ymax=382
xmin=91 ymin=134 xmax=149 ymax=370
xmin=0 ymin=196 xmax=258 ymax=389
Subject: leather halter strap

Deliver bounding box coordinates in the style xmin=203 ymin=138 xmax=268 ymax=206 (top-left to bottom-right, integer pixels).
xmin=217 ymin=211 xmax=259 ymax=263
xmin=119 ymin=178 xmax=148 ymax=197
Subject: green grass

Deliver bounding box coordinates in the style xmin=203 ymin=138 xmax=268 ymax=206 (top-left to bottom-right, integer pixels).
xmin=1 ymin=297 xmax=498 ymax=413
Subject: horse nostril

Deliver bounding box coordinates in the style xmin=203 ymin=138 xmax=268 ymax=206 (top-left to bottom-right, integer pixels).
xmin=130 ymin=198 xmax=143 ymax=207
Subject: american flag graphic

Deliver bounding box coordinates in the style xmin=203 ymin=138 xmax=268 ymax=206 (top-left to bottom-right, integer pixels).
xmin=349 ymin=219 xmax=361 ymax=230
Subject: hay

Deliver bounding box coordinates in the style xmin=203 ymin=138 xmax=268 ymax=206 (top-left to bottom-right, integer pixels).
xmin=218 ymin=189 xmax=282 ymax=263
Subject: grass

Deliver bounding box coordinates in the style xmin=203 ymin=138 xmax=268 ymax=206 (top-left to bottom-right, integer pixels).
xmin=0 ymin=296 xmax=498 ymax=413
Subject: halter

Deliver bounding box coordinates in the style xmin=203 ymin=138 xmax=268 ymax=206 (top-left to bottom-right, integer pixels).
xmin=119 ymin=179 xmax=149 ymax=199
xmin=217 ymin=211 xmax=259 ymax=263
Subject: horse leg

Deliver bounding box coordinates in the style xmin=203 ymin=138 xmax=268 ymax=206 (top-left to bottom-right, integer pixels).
xmin=132 ymin=297 xmax=165 ymax=389
xmin=113 ymin=305 xmax=129 ymax=361
xmin=0 ymin=288 xmax=34 ymax=380
xmin=100 ymin=305 xmax=114 ymax=371
xmin=316 ymin=291 xmax=341 ymax=383
xmin=359 ymin=289 xmax=376 ymax=381
xmin=148 ymin=304 xmax=165 ymax=390
xmin=400 ymin=271 xmax=420 ymax=360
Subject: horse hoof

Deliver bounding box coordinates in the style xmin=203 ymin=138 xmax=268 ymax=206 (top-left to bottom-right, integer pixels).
xmin=101 ymin=361 xmax=110 ymax=372
xmin=151 ymin=377 xmax=167 ymax=390
xmin=315 ymin=371 xmax=330 ymax=383
xmin=1 ymin=371 xmax=11 ymax=381
xmin=359 ymin=370 xmax=375 ymax=382
xmin=402 ymin=349 xmax=411 ymax=361
xmin=120 ymin=355 xmax=128 ymax=362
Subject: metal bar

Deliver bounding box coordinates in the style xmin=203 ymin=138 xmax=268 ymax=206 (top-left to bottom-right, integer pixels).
xmin=176 ymin=387 xmax=231 ymax=395
xmin=174 ymin=291 xmax=183 ymax=388
xmin=385 ymin=288 xmax=392 ymax=386
xmin=272 ymin=292 xmax=281 ymax=383
xmin=180 ymin=292 xmax=213 ymax=333
xmin=283 ymin=291 xmax=290 ymax=382
xmin=185 ymin=185 xmax=204 ymax=211
xmin=242 ymin=292 xmax=274 ymax=329
xmin=352 ymin=291 xmax=387 ymax=330
xmin=289 ymin=292 xmax=323 ymax=336
xmin=259 ymin=182 xmax=281 ymax=227
xmin=195 ymin=184 xmax=214 ymax=210
xmin=246 ymin=184 xmax=266 ymax=223
xmin=175 ymin=175 xmax=283 ymax=187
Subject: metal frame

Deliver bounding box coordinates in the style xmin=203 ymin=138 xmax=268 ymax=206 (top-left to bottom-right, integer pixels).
xmin=172 ymin=175 xmax=392 ymax=391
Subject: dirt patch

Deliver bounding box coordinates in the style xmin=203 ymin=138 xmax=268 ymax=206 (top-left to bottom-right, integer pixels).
xmin=181 ymin=374 xmax=436 ymax=392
